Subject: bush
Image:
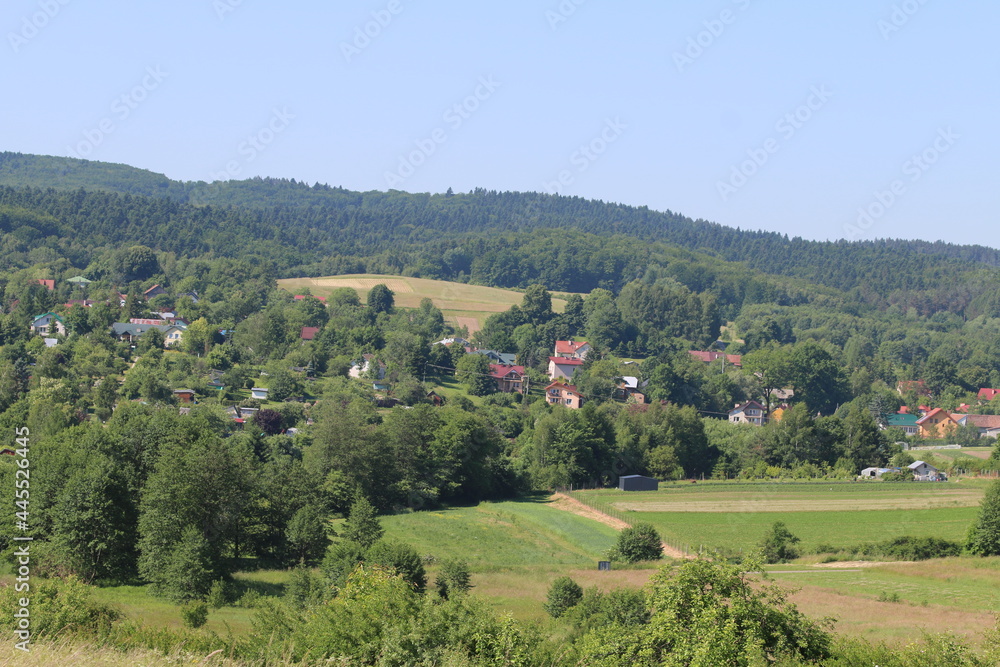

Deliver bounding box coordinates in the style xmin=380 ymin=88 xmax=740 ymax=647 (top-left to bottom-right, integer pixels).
xmin=859 ymin=536 xmax=961 ymax=561
xmin=544 ymin=576 xmax=583 ymax=618
xmin=435 ymin=558 xmax=472 ymax=599
xmin=966 ymin=479 xmax=1000 ymax=556
xmin=760 ymin=521 xmax=800 ymax=563
xmin=206 ymin=579 xmax=232 ymax=609
xmin=608 ymin=523 xmax=663 ymax=563
xmin=181 ymin=601 xmax=209 ymax=629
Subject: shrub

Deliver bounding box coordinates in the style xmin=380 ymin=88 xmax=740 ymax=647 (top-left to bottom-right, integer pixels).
xmin=544 ymin=576 xmax=583 ymax=618
xmin=181 ymin=601 xmax=209 ymax=629
xmin=966 ymin=479 xmax=1000 ymax=556
xmin=760 ymin=521 xmax=800 ymax=563
xmin=206 ymin=579 xmax=232 ymax=609
xmin=859 ymin=536 xmax=961 ymax=561
xmin=435 ymin=558 xmax=472 ymax=599
xmin=608 ymin=523 xmax=663 ymax=563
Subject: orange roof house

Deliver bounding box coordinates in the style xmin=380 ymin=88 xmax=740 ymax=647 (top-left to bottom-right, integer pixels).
xmin=915 ymin=408 xmax=960 ymax=439
xmin=978 ymin=388 xmax=1000 ymax=402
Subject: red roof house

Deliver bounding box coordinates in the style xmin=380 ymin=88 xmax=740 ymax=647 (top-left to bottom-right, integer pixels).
xmin=489 ymin=364 xmax=526 ymax=393
xmin=689 ymin=350 xmax=742 ymax=367
xmin=294 ymin=294 xmax=327 ymax=303
xmin=978 ymin=388 xmax=1000 ymax=402
xmin=554 ymin=340 xmax=590 ymax=360
xmin=36 ymin=279 xmax=55 ymax=291
xmin=547 ymin=356 xmax=584 ymax=381
xmin=300 ymin=326 xmax=320 ymax=341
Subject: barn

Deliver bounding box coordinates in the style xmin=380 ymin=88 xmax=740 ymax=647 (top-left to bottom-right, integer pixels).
xmin=618 ymin=475 xmax=659 ymax=492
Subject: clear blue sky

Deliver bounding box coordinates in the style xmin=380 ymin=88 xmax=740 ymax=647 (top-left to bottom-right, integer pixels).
xmin=4 ymin=0 xmax=998 ymax=247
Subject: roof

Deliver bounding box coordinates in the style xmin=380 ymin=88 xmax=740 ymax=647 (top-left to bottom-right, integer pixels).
xmin=300 ymin=326 xmax=320 ymax=340
xmin=545 ymin=381 xmax=582 ymax=396
xmin=887 ymin=413 xmax=920 ymax=427
xmin=915 ymin=407 xmax=958 ymax=425
xmin=111 ymin=322 xmax=179 ymax=337
xmin=548 ymin=356 xmax=584 ymax=366
xmin=36 ymin=279 xmax=55 ymax=290
xmin=555 ymin=340 xmax=589 ymax=355
xmin=621 ymin=376 xmax=641 ymax=389
xmin=66 ymin=275 xmax=92 ymax=284
xmin=730 ymin=400 xmax=766 ymax=415
xmin=688 ymin=350 xmax=742 ymax=366
xmin=294 ymin=294 xmax=327 ymax=302
xmin=908 ymin=460 xmax=937 ymax=471
xmin=143 ymin=284 xmax=164 ymax=295
xmin=32 ymin=312 xmax=64 ymax=323
xmin=979 ymin=388 xmax=1000 ymax=401
xmin=489 ymin=363 xmax=525 ymax=379
xmin=472 ymin=349 xmax=517 ymax=365
xmin=173 ymin=388 xmax=195 ymax=394
xmin=965 ymin=414 xmax=1000 ymax=429
xmin=130 ymin=318 xmax=171 ymax=326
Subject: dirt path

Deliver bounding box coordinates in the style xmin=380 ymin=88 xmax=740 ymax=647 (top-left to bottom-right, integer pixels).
xmin=549 ymin=493 xmax=690 ymax=559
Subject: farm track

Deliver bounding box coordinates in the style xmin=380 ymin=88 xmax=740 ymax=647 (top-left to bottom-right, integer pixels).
xmin=549 ymin=493 xmax=689 ymax=559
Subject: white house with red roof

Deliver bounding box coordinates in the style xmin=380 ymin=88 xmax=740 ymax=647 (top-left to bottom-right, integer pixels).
xmin=548 ymin=356 xmax=584 ymax=381
xmin=489 ymin=364 xmax=525 ymax=393
xmin=554 ymin=340 xmax=590 ymax=360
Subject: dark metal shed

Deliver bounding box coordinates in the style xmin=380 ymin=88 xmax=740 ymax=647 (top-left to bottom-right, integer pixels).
xmin=618 ymin=475 xmax=659 ymax=492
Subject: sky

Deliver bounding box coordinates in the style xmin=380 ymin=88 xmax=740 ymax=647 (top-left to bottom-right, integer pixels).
xmin=3 ymin=0 xmax=998 ymax=248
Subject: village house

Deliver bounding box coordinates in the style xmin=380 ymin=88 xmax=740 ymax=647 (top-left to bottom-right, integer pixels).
xmin=36 ymin=279 xmax=55 ymax=291
xmin=548 ymin=356 xmax=584 ymax=381
xmin=300 ymin=326 xmax=320 ymax=341
xmin=915 ymin=408 xmax=960 ymax=439
xmin=173 ymin=389 xmax=196 ymax=404
xmin=729 ymin=400 xmax=767 ymax=425
xmin=66 ymin=275 xmax=92 ymax=287
xmin=545 ymin=381 xmax=584 ymax=409
xmin=860 ymin=466 xmax=902 ymax=479
xmin=955 ymin=414 xmax=1000 ymax=438
xmin=349 ymin=354 xmax=386 ymax=380
xmin=293 ymin=294 xmax=327 ymax=303
xmin=908 ymin=460 xmax=943 ymax=481
xmin=250 ymin=387 xmax=270 ymax=401
xmin=978 ymin=388 xmax=1000 ymax=403
xmin=110 ymin=322 xmax=187 ymax=347
xmin=471 ymin=349 xmax=517 ymax=365
xmin=615 ymin=376 xmax=647 ymax=404
xmin=554 ymin=340 xmax=590 ymax=360
xmin=689 ymin=350 xmax=742 ymax=367
xmin=143 ymin=284 xmax=167 ymax=300
xmin=31 ymin=312 xmax=65 ymax=336
xmin=489 ymin=364 xmax=526 ymax=394
xmin=887 ymin=413 xmax=920 ymax=436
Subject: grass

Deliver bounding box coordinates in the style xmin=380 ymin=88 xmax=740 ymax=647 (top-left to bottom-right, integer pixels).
xmin=572 ymin=480 xmax=987 ymax=554
xmin=277 ymin=274 xmax=576 ymax=332
xmin=380 ymin=496 xmax=619 ymax=569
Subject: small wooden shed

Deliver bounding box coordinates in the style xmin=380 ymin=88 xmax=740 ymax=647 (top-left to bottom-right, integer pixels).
xmin=618 ymin=475 xmax=659 ymax=492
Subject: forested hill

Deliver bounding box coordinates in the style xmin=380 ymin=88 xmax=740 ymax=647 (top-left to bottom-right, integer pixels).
xmin=1 ymin=151 xmax=999 ymax=317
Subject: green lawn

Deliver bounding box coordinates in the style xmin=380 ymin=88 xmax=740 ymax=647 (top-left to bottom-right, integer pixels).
xmin=379 ymin=497 xmax=619 ymax=570
xmin=573 ymin=480 xmax=987 ymax=554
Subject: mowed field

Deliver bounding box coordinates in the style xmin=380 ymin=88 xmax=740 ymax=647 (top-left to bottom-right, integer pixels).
xmin=277 ymin=274 xmax=574 ymax=332
xmin=571 ymin=480 xmax=987 ymax=555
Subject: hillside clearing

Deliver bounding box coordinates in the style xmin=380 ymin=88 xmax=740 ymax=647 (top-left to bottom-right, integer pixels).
xmin=277 ymin=274 xmax=576 ymax=332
